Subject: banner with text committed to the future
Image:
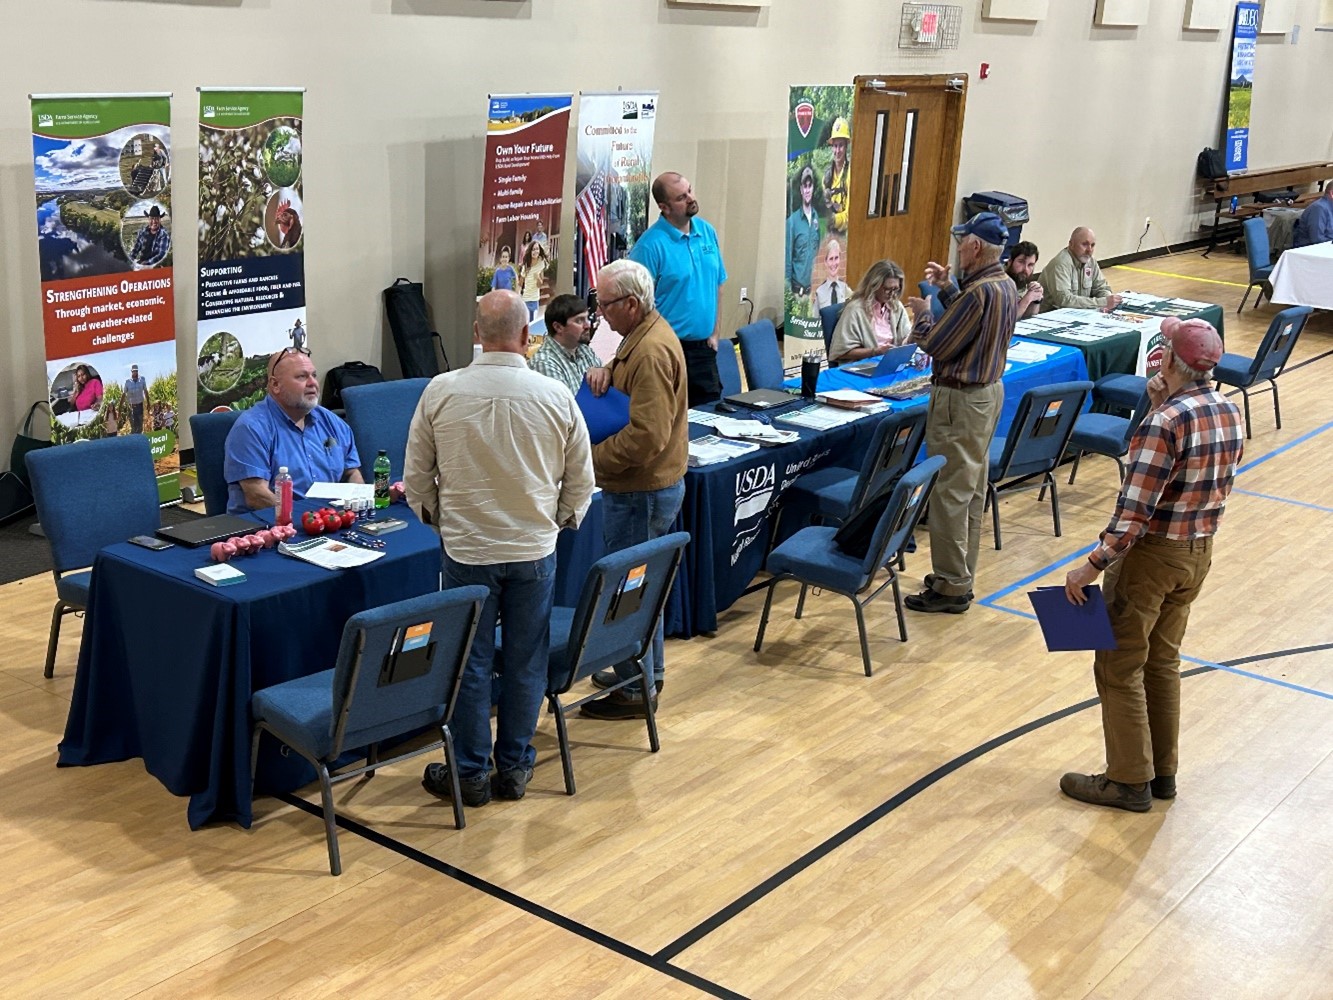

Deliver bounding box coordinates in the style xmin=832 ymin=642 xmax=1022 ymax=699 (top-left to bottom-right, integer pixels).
xmin=197 ymin=87 xmax=306 ymax=414
xmin=575 ymin=91 xmax=657 ymax=363
xmin=785 ymin=85 xmax=855 ymax=368
xmin=477 ymin=93 xmax=572 ymax=344
xmin=31 ymin=92 xmax=180 ymax=502
xmin=1224 ymin=2 xmax=1259 ymax=172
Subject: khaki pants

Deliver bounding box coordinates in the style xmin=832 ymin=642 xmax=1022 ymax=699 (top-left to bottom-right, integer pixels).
xmin=1096 ymin=535 xmax=1213 ymax=785
xmin=923 ymin=381 xmax=1003 ymax=596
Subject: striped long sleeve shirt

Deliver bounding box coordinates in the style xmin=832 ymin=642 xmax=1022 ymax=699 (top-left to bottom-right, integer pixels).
xmin=911 ymin=261 xmax=1017 ymax=385
xmin=1088 ymin=383 xmax=1244 ymax=569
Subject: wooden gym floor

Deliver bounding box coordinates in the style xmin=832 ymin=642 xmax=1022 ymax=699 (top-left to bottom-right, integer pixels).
xmin=1 ymin=248 xmax=1330 ymax=999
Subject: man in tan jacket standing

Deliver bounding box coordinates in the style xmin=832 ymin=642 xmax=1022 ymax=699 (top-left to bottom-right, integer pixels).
xmin=582 ymin=258 xmax=690 ymax=720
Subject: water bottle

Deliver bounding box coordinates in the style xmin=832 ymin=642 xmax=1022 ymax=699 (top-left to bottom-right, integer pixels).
xmin=1229 ymin=195 xmax=1239 ymax=215
xmin=274 ymin=466 xmax=293 ymax=526
xmin=373 ymin=449 xmax=391 ymax=509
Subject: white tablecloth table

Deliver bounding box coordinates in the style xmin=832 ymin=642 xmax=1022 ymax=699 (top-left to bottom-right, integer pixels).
xmin=1270 ymin=242 xmax=1333 ymax=310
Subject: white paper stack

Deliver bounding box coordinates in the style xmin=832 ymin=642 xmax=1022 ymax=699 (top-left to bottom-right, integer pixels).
xmin=688 ymin=435 xmax=759 ymax=467
xmin=279 ymin=536 xmax=384 ymax=570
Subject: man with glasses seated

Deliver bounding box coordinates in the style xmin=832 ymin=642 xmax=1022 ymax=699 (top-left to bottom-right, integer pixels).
xmin=828 ymin=258 xmax=913 ymax=365
xmin=223 ymin=347 xmax=363 ymax=515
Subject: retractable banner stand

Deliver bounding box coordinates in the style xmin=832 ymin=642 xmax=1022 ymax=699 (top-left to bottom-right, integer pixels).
xmin=30 ymin=92 xmax=180 ymax=502
xmin=476 ymin=93 xmax=573 ymax=346
xmin=575 ymin=91 xmax=657 ymax=362
xmin=1224 ymin=2 xmax=1259 ymax=172
xmin=785 ymin=85 xmax=855 ymax=369
xmin=196 ymin=88 xmax=306 ymax=414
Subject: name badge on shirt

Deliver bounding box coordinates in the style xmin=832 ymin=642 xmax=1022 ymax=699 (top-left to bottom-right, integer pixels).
xmin=1083 ymin=265 xmax=1093 ymax=280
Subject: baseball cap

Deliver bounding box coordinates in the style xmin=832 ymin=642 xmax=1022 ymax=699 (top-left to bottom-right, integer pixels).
xmin=950 ymin=212 xmax=1009 ymax=246
xmin=1160 ymin=317 xmax=1223 ymax=372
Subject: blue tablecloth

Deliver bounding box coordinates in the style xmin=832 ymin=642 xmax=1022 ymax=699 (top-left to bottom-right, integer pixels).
xmin=57 ymin=503 xmax=441 ymax=829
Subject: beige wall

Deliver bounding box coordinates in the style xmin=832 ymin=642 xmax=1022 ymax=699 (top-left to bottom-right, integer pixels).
xmin=1 ymin=0 xmax=1330 ymax=463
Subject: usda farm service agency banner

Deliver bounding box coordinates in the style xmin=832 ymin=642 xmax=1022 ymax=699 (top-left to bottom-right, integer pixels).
xmin=31 ymin=92 xmax=180 ymax=502
xmin=196 ymin=88 xmax=306 ymax=415
xmin=1224 ymin=2 xmax=1259 ymax=172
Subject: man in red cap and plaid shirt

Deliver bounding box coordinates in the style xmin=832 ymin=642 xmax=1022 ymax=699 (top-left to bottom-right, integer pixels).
xmin=1061 ymin=317 xmax=1244 ymax=812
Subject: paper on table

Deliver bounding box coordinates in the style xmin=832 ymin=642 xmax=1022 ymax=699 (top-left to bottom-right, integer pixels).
xmin=279 ymin=536 xmax=385 ymax=570
xmin=712 ymin=416 xmax=799 ymax=444
xmin=307 ymin=482 xmax=375 ymax=502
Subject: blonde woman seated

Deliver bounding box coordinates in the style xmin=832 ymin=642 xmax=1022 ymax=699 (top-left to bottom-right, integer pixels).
xmin=828 ymin=259 xmax=913 ymax=365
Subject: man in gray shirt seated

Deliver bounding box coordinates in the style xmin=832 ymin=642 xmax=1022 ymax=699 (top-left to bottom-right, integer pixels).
xmin=529 ymin=293 xmax=606 ymax=395
xmin=1040 ymin=227 xmax=1122 ymax=313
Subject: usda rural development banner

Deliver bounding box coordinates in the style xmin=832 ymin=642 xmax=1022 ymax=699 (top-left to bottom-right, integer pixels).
xmin=785 ymin=85 xmax=854 ymax=368
xmin=1224 ymin=2 xmax=1259 ymax=172
xmin=30 ymin=92 xmax=180 ymax=502
xmin=575 ymin=91 xmax=657 ymax=363
xmin=477 ymin=93 xmax=573 ymax=341
xmin=196 ymin=88 xmax=306 ymax=414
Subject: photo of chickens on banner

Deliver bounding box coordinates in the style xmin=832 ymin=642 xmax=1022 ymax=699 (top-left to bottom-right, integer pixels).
xmin=196 ymin=87 xmax=307 ymax=414
xmin=784 ymin=85 xmax=854 ymax=368
xmin=31 ymin=92 xmax=180 ymax=501
xmin=476 ymin=93 xmax=573 ymax=345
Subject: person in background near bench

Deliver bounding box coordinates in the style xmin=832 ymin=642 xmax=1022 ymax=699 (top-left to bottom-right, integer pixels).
xmin=1292 ymin=185 xmax=1333 ymax=248
xmin=1040 ymin=227 xmax=1121 ymax=313
xmin=902 ymin=212 xmax=1017 ymax=615
xmin=828 ymin=258 xmax=912 ymax=364
xmin=222 ymin=348 xmax=362 ymax=515
xmin=1060 ymin=318 xmax=1243 ymax=813
xmin=529 ymin=293 xmax=607 ymax=396
xmin=1005 ymin=240 xmax=1044 ymax=319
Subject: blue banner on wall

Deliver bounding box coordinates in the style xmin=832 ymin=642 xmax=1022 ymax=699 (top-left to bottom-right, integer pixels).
xmin=1224 ymin=2 xmax=1259 ymax=172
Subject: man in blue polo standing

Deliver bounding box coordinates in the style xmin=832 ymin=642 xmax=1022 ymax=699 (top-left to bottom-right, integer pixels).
xmin=628 ymin=171 xmax=728 ymax=407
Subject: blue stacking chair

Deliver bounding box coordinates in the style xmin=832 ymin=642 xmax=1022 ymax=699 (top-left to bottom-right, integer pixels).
xmin=1214 ymin=305 xmax=1312 ymax=438
xmin=917 ymin=281 xmax=945 ymax=320
xmin=1065 ymin=383 xmax=1153 ymax=485
xmin=736 ymin=319 xmax=785 ymax=390
xmin=773 ymin=405 xmax=928 ymax=535
xmin=716 ymin=339 xmax=743 ymax=398
xmin=498 ymin=532 xmax=689 ymax=795
xmin=342 ymin=378 xmax=432 ymax=484
xmin=985 ymin=381 xmax=1092 ymax=549
xmin=1238 ymin=217 xmax=1274 ymax=313
xmin=819 ymin=303 xmax=845 ymax=358
xmin=26 ymin=436 xmax=160 ymax=677
xmin=249 ymin=586 xmax=487 ymax=875
xmin=188 ymin=409 xmax=242 ymax=515
xmin=755 ymin=456 xmax=944 ymax=677
xmin=1090 ymin=373 xmax=1147 ymax=417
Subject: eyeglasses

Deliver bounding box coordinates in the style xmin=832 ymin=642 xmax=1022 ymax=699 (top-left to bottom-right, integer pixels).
xmin=267 ymin=346 xmax=311 ymax=378
xmin=880 ymin=285 xmax=902 ymax=297
xmin=598 ymin=294 xmax=632 ymax=311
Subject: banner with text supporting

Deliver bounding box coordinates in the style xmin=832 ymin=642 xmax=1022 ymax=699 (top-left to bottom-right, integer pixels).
xmin=1224 ymin=2 xmax=1259 ymax=172
xmin=575 ymin=91 xmax=657 ymax=363
xmin=197 ymin=88 xmax=306 ymax=415
xmin=477 ymin=93 xmax=573 ymax=344
xmin=785 ymin=85 xmax=855 ymax=368
xmin=31 ymin=92 xmax=179 ymax=502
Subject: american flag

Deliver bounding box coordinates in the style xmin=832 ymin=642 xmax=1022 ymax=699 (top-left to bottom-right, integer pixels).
xmin=576 ymin=171 xmax=609 ymax=287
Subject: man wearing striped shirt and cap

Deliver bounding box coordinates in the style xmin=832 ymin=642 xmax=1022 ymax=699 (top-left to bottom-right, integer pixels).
xmin=1061 ymin=317 xmax=1244 ymax=812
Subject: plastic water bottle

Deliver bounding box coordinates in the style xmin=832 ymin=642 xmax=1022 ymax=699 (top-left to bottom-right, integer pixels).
xmin=373 ymin=450 xmax=391 ymax=509
xmin=274 ymin=466 xmax=293 ymax=526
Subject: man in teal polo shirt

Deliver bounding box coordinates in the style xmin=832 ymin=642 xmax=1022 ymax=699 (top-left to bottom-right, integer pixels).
xmin=628 ymin=172 xmax=728 ymax=406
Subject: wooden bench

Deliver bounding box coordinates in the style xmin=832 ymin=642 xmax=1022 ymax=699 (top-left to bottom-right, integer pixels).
xmin=1200 ymin=161 xmax=1333 ymax=256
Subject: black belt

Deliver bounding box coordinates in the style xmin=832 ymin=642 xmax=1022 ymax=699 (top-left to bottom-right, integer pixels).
xmin=680 ymin=339 xmax=714 ymax=351
xmin=930 ymin=374 xmax=991 ymax=390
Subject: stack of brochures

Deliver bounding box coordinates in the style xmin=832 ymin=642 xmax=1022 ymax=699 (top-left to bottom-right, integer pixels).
xmin=815 ymin=388 xmax=884 ymax=410
xmin=712 ymin=416 xmax=800 ymax=446
xmin=688 ymin=435 xmax=760 ymax=467
xmin=279 ymin=536 xmax=385 ymax=570
xmin=774 ymin=403 xmax=870 ymax=431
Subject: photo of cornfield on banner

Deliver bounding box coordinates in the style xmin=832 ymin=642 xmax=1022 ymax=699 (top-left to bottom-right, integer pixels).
xmin=575 ymin=91 xmax=657 ymax=363
xmin=30 ymin=92 xmax=181 ymax=502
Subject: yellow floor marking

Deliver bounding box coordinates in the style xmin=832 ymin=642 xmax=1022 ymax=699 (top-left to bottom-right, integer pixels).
xmin=1111 ymin=264 xmax=1248 ymax=289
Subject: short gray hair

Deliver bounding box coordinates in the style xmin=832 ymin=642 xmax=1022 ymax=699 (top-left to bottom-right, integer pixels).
xmin=598 ymin=259 xmax=655 ymax=312
xmin=1168 ymin=351 xmax=1213 ymax=381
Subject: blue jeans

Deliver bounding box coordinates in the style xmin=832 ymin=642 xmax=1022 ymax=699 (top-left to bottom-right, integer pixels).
xmin=601 ymin=480 xmax=685 ymax=690
xmin=443 ymin=551 xmax=555 ymax=779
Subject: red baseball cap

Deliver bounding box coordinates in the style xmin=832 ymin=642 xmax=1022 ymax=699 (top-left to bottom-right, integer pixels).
xmin=1160 ymin=317 xmax=1222 ymax=373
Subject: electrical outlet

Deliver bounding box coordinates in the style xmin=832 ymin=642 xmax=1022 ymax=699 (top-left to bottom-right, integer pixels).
xmin=740 ymin=286 xmax=748 ymax=302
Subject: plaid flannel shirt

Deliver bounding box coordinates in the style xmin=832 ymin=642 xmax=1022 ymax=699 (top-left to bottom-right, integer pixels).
xmin=1089 ymin=383 xmax=1244 ymax=569
xmin=528 ymin=337 xmax=602 ymax=396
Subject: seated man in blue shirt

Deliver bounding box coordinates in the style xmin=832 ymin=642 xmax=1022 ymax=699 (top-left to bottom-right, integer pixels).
xmin=1292 ymin=186 xmax=1333 ymax=248
xmin=223 ymin=349 xmax=363 ymax=514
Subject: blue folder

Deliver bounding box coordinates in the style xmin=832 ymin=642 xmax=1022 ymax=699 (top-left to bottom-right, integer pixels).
xmin=575 ymin=382 xmax=631 ymax=445
xmin=1027 ymin=585 xmax=1118 ymax=652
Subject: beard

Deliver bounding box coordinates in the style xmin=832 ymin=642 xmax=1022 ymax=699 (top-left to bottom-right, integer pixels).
xmin=1007 ymin=270 xmax=1031 ymax=292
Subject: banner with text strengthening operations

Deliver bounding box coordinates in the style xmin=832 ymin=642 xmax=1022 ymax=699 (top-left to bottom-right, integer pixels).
xmin=31 ymin=92 xmax=179 ymax=501
xmin=785 ymin=85 xmax=855 ymax=368
xmin=477 ymin=93 xmax=573 ymax=341
xmin=197 ymin=88 xmax=306 ymax=414
xmin=1224 ymin=2 xmax=1259 ymax=172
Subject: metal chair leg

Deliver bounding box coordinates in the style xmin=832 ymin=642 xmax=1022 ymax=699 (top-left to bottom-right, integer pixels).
xmin=1242 ymin=386 xmax=1253 ymax=439
xmin=989 ymin=483 xmax=1001 ymax=550
xmin=1271 ymin=378 xmax=1281 ymax=430
xmin=1115 ymin=457 xmax=1127 ymax=482
xmin=1048 ymin=474 xmax=1061 ymax=537
xmin=316 ymin=763 xmax=341 ymax=876
xmin=795 ymin=583 xmax=809 ymax=620
xmin=1068 ymin=450 xmax=1083 ymax=485
xmin=549 ymin=696 xmax=576 ymax=796
xmin=442 ymin=726 xmax=467 ymax=825
xmin=250 ymin=726 xmax=263 ymax=789
xmin=754 ymin=579 xmax=779 ymax=653
xmin=852 ymin=598 xmax=872 ymax=677
xmin=44 ymin=601 xmax=65 ymax=679
xmin=640 ymin=659 xmax=661 ymax=753
xmin=365 ymin=742 xmax=379 ymax=779
xmin=1237 ymin=284 xmax=1252 ymax=314
xmin=890 ymin=572 xmax=907 ymax=643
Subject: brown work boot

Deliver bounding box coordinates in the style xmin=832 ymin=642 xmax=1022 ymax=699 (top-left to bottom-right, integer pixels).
xmin=1060 ymin=772 xmax=1151 ymax=812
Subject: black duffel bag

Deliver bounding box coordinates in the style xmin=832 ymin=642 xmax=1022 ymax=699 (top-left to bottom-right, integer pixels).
xmin=320 ymin=361 xmax=384 ymax=411
xmin=2 ymin=401 xmax=53 ymax=524
xmin=384 ymin=277 xmax=449 ymax=379
xmin=1196 ymin=147 xmax=1227 ymax=181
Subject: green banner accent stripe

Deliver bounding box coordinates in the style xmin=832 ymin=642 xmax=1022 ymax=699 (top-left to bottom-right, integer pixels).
xmin=32 ymin=96 xmax=170 ymax=138
xmin=198 ymin=90 xmax=303 ymax=128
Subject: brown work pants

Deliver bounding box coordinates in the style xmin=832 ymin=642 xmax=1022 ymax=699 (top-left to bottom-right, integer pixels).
xmin=1096 ymin=534 xmax=1213 ymax=785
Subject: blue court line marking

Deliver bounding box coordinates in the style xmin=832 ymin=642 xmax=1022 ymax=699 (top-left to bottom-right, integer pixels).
xmin=1230 ymin=488 xmax=1333 ymax=514
xmin=1181 ymin=654 xmax=1333 ymax=701
xmin=1235 ymin=420 xmax=1333 ymax=475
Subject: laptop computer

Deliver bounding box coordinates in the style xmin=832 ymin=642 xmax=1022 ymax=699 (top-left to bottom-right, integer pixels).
xmin=724 ymin=388 xmax=796 ymax=410
xmin=842 ymin=344 xmax=918 ymax=378
xmin=156 ymin=513 xmax=262 ymax=548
